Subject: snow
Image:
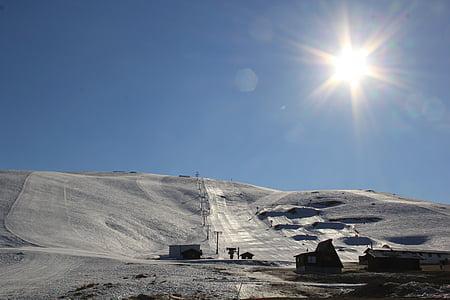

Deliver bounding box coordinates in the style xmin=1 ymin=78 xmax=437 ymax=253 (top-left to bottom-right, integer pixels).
xmin=0 ymin=171 xmax=32 ymax=247
xmin=5 ymin=172 xmax=210 ymax=257
xmin=0 ymin=170 xmax=449 ymax=298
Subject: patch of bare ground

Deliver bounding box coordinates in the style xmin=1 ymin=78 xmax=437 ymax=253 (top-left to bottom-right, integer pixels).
xmin=117 ymin=294 xmax=449 ymax=300
xmin=125 ymin=294 xmax=212 ymax=300
xmin=247 ymin=263 xmax=450 ymax=298
xmin=59 ymin=282 xmax=120 ymax=299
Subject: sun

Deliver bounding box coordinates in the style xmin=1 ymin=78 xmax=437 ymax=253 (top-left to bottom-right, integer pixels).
xmin=333 ymin=46 xmax=370 ymax=86
xmin=296 ymin=8 xmax=408 ymax=104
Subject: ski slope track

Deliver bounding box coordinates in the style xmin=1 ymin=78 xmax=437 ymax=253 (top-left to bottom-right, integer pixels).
xmin=0 ymin=170 xmax=449 ymax=298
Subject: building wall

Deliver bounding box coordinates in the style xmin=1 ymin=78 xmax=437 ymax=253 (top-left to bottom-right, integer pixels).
xmin=418 ymin=253 xmax=450 ymax=265
xmin=367 ymin=257 xmax=420 ymax=272
xmin=365 ymin=250 xmax=450 ymax=266
xmin=169 ymin=244 xmax=201 ymax=259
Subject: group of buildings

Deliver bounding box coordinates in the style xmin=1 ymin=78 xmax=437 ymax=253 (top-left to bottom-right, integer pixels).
xmin=295 ymin=239 xmax=450 ymax=273
xmin=168 ymin=244 xmax=254 ymax=260
xmin=168 ymin=240 xmax=450 ymax=274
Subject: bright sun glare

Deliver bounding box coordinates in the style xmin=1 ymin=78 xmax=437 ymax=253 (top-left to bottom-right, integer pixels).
xmin=298 ymin=7 xmax=408 ymax=108
xmin=333 ymin=47 xmax=370 ymax=85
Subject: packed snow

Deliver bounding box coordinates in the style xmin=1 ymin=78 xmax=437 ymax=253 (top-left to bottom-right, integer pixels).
xmin=0 ymin=170 xmax=449 ymax=298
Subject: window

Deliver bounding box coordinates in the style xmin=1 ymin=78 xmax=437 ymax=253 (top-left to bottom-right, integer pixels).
xmin=307 ymin=256 xmax=317 ymax=264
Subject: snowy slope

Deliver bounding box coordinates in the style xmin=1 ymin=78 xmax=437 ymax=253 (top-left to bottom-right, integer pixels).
xmin=1 ymin=170 xmax=449 ymax=263
xmin=203 ymin=179 xmax=450 ymax=261
xmin=4 ymin=171 xmax=208 ymax=258
xmin=0 ymin=171 xmax=33 ymax=248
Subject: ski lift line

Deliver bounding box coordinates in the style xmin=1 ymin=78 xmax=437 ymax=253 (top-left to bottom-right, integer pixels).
xmin=204 ymin=180 xmax=304 ymax=261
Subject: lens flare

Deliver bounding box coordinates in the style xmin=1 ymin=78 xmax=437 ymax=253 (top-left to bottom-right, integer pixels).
xmin=333 ymin=47 xmax=370 ymax=85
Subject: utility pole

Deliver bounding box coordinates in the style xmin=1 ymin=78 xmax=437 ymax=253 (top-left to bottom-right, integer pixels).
xmin=206 ymin=224 xmax=210 ymax=240
xmin=214 ymin=230 xmax=222 ymax=254
xmin=201 ymin=210 xmax=208 ymax=226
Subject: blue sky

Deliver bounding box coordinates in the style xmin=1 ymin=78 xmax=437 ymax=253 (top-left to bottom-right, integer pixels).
xmin=1 ymin=0 xmax=450 ymax=204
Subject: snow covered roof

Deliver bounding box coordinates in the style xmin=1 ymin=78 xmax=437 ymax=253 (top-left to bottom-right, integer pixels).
xmin=364 ymin=249 xmax=421 ymax=259
xmin=393 ymin=249 xmax=450 ymax=255
xmin=364 ymin=248 xmax=450 ymax=256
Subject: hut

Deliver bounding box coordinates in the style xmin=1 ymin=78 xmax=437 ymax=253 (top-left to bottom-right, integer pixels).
xmin=169 ymin=244 xmax=202 ymax=259
xmin=181 ymin=248 xmax=202 ymax=259
xmin=294 ymin=239 xmax=343 ymax=274
xmin=240 ymin=252 xmax=254 ymax=260
xmin=359 ymin=249 xmax=420 ymax=272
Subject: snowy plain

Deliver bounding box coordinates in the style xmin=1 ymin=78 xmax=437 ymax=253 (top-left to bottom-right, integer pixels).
xmin=0 ymin=170 xmax=449 ymax=299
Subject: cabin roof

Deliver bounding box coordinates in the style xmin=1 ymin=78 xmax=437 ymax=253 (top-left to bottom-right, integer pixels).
xmin=363 ymin=249 xmax=421 ymax=259
xmin=294 ymin=252 xmax=316 ymax=258
xmin=294 ymin=239 xmax=337 ymax=257
xmin=364 ymin=248 xmax=450 ymax=255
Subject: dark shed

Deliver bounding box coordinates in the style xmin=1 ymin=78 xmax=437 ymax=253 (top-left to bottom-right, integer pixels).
xmin=181 ymin=248 xmax=202 ymax=259
xmin=359 ymin=249 xmax=420 ymax=272
xmin=294 ymin=239 xmax=343 ymax=274
xmin=169 ymin=244 xmax=201 ymax=259
xmin=240 ymin=252 xmax=254 ymax=260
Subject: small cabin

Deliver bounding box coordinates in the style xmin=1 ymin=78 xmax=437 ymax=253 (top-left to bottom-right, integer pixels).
xmin=294 ymin=239 xmax=343 ymax=274
xmin=240 ymin=252 xmax=254 ymax=260
xmin=359 ymin=249 xmax=420 ymax=272
xmin=181 ymin=248 xmax=202 ymax=259
xmin=169 ymin=244 xmax=202 ymax=260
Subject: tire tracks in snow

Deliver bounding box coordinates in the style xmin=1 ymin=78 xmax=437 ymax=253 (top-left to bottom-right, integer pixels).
xmin=4 ymin=172 xmax=41 ymax=247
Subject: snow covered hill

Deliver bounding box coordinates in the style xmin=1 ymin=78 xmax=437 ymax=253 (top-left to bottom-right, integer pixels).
xmin=2 ymin=171 xmax=208 ymax=258
xmin=204 ymin=179 xmax=450 ymax=262
xmin=1 ymin=170 xmax=449 ymax=262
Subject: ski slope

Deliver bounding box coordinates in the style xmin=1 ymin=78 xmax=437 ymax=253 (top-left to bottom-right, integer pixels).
xmin=1 ymin=171 xmax=449 ymax=262
xmin=204 ymin=179 xmax=450 ymax=261
xmin=4 ymin=171 xmax=208 ymax=257
xmin=205 ymin=180 xmax=301 ymax=261
xmin=1 ymin=170 xmax=450 ymax=298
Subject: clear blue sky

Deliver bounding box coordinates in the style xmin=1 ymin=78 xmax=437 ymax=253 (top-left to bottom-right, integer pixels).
xmin=1 ymin=0 xmax=450 ymax=204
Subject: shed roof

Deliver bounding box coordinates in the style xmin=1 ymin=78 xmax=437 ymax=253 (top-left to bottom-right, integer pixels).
xmin=364 ymin=248 xmax=450 ymax=255
xmin=364 ymin=249 xmax=421 ymax=259
xmin=294 ymin=252 xmax=316 ymax=258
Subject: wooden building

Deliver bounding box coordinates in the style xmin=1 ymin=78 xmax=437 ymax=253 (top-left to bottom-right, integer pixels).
xmin=169 ymin=244 xmax=202 ymax=259
xmin=181 ymin=248 xmax=202 ymax=259
xmin=381 ymin=249 xmax=450 ymax=265
xmin=240 ymin=252 xmax=254 ymax=260
xmin=294 ymin=239 xmax=343 ymax=274
xmin=359 ymin=249 xmax=421 ymax=272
